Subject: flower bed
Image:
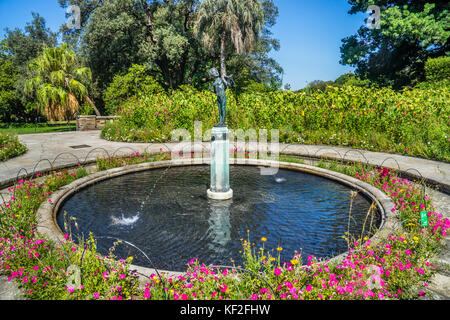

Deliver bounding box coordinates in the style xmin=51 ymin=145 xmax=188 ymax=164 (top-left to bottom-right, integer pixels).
xmin=101 ymin=81 xmax=450 ymax=162
xmin=0 ymin=134 xmax=27 ymax=161
xmin=0 ymin=153 xmax=448 ymax=300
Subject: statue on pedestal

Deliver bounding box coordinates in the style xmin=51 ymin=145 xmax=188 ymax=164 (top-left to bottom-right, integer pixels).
xmin=209 ymin=68 xmax=235 ymax=127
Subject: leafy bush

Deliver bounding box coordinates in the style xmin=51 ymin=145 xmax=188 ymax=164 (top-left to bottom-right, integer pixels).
xmin=0 ymin=59 xmax=26 ymax=122
xmin=334 ymin=73 xmax=372 ymax=88
xmin=425 ymin=56 xmax=450 ymax=82
xmin=102 ymin=81 xmax=450 ymax=161
xmin=103 ymin=64 xmax=165 ymax=116
xmin=0 ymin=133 xmax=27 ymax=161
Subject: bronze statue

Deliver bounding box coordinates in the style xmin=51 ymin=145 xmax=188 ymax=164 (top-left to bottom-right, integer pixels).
xmin=209 ymin=68 xmax=234 ymax=127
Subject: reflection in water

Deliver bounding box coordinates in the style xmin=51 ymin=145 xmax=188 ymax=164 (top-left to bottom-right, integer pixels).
xmin=58 ymin=166 xmax=381 ymax=272
xmin=207 ymin=200 xmax=232 ymax=254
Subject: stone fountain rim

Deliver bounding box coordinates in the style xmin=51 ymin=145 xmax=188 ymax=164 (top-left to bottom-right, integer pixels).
xmin=36 ymin=158 xmax=397 ymax=282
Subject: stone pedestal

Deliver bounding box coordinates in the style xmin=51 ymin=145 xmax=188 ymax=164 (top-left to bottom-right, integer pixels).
xmin=207 ymin=126 xmax=233 ymax=200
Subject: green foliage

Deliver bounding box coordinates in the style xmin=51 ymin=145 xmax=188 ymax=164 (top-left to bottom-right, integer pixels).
xmin=104 ymin=65 xmax=165 ymax=115
xmin=194 ymin=0 xmax=265 ymax=78
xmin=425 ymin=56 xmax=450 ymax=82
xmin=60 ymin=0 xmax=282 ymax=93
xmin=1 ymin=13 xmax=58 ymax=122
xmin=25 ymin=44 xmax=99 ymax=121
xmin=340 ymin=1 xmax=449 ymax=88
xmin=334 ymin=73 xmax=372 ymax=88
xmin=3 ymin=12 xmax=57 ymax=69
xmin=0 ymin=122 xmax=76 ymax=135
xmin=0 ymin=58 xmax=24 ymax=122
xmin=0 ymin=133 xmax=27 ymax=161
xmin=305 ymin=80 xmax=335 ymax=92
xmin=103 ymin=81 xmax=450 ymax=161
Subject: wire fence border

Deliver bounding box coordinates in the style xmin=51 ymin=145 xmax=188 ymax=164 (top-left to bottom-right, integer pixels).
xmin=0 ymin=144 xmax=446 ymax=299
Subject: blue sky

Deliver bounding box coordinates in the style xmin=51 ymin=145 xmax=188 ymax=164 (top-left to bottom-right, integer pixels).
xmin=0 ymin=0 xmax=367 ymax=90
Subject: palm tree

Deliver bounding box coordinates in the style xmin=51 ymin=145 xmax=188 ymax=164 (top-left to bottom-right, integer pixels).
xmin=194 ymin=0 xmax=265 ymax=78
xmin=25 ymin=43 xmax=100 ymax=121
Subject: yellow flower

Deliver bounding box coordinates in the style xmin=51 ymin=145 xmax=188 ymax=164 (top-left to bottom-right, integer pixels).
xmin=261 ymin=237 xmax=267 ymax=242
xmin=413 ymin=236 xmax=419 ymax=243
xmin=276 ymin=247 xmax=283 ymax=252
xmin=291 ymin=259 xmax=299 ymax=265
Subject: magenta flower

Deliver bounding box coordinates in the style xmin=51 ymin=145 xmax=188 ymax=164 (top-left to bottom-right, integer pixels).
xmin=274 ymin=267 xmax=282 ymax=276
xmin=219 ymin=283 xmax=228 ymax=292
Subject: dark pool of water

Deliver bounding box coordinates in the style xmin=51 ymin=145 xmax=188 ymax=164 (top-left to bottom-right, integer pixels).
xmin=57 ymin=166 xmax=381 ymax=271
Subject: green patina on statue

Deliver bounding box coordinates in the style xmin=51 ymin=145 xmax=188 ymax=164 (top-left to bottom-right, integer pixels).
xmin=209 ymin=68 xmax=235 ymax=127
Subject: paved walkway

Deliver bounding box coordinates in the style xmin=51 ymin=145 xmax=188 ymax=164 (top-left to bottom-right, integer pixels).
xmin=0 ymin=131 xmax=448 ymax=300
xmin=1 ymin=131 xmax=449 ymax=192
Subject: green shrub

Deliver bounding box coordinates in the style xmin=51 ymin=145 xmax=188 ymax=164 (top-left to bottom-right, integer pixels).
xmin=102 ymin=81 xmax=450 ymax=161
xmin=103 ymin=64 xmax=165 ymax=115
xmin=0 ymin=133 xmax=27 ymax=161
xmin=425 ymin=56 xmax=450 ymax=82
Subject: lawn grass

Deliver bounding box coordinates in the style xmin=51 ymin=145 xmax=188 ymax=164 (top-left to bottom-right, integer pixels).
xmin=0 ymin=122 xmax=76 ymax=135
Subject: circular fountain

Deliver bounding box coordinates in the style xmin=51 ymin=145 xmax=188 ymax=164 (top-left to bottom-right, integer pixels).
xmin=53 ymin=162 xmax=384 ymax=272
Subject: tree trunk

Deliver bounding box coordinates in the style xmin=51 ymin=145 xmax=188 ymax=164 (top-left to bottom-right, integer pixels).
xmin=85 ymin=96 xmax=101 ymax=116
xmin=220 ymin=29 xmax=227 ymax=78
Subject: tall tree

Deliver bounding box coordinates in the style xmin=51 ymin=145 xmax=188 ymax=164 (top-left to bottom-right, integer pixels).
xmin=225 ymin=0 xmax=283 ymax=90
xmin=25 ymin=44 xmax=100 ymax=121
xmin=340 ymin=1 xmax=449 ymax=88
xmin=2 ymin=13 xmax=59 ymax=121
xmin=58 ymin=0 xmax=281 ymax=92
xmin=0 ymin=41 xmax=24 ymax=122
xmin=3 ymin=12 xmax=58 ymax=70
xmin=194 ymin=0 xmax=265 ymax=78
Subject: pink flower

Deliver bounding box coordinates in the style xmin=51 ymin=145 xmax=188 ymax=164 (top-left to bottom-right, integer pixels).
xmin=406 ymin=249 xmax=412 ymax=256
xmin=251 ymin=294 xmax=259 ymax=300
xmin=274 ymin=268 xmax=282 ymax=276
xmin=219 ymin=283 xmax=228 ymax=292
